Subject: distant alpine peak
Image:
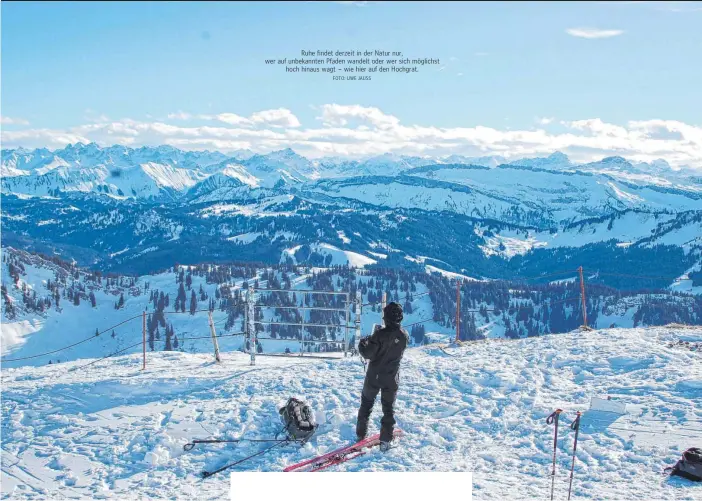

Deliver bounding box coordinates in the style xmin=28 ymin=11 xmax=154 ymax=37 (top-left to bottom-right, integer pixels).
xmin=547 ymin=151 xmax=570 ymax=162
xmin=600 ymin=156 xmax=630 ymax=165
xmin=509 ymin=151 xmax=571 ymax=168
xmin=64 ymin=142 xmax=98 ymax=152
xmin=265 ymin=148 xmax=304 ymax=160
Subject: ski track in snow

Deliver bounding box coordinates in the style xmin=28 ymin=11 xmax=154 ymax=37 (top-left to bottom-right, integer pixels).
xmin=2 ymin=327 xmax=702 ymax=500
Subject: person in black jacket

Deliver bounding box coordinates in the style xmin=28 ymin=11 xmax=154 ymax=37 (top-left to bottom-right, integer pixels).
xmin=356 ymin=302 xmax=409 ymax=451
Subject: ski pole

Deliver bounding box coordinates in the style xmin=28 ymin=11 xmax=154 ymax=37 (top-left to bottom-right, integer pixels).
xmin=201 ymin=440 xmax=288 ymax=478
xmin=184 ymin=438 xmax=289 ymax=451
xmin=567 ymin=411 xmax=582 ymax=501
xmin=546 ymin=409 xmax=563 ymax=501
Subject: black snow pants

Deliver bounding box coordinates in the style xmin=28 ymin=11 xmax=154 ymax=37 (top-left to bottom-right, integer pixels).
xmin=356 ymin=377 xmax=397 ymax=443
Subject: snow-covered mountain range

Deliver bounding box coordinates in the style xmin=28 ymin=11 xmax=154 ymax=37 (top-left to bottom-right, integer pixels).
xmin=2 ymin=144 xmax=702 ymax=289
xmin=4 ymin=144 xmax=700 ymax=205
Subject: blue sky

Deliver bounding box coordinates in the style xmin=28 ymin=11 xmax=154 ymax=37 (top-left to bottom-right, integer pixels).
xmin=2 ymin=1 xmax=701 ymax=166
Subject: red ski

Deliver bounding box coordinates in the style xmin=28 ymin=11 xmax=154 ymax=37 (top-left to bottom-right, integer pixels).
xmin=283 ymin=429 xmax=403 ymax=472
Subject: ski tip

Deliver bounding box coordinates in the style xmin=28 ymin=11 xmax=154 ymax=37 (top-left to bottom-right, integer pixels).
xmin=201 ymin=471 xmax=212 ymax=479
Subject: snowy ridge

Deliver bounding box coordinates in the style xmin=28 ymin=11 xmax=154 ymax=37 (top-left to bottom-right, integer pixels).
xmin=310 ymin=165 xmax=702 ymax=227
xmin=1 ymin=326 xmax=701 ymax=499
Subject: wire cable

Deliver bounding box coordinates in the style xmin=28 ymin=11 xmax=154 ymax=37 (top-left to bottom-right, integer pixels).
xmin=68 ymin=331 xmax=245 ymax=373
xmin=1 ymin=313 xmax=144 ymax=362
xmin=363 ymin=290 xmax=431 ymax=307
xmin=2 ymin=309 xmax=235 ymax=363
xmin=510 ymin=270 xmax=580 ymax=281
xmin=595 ymin=272 xmax=693 ymax=281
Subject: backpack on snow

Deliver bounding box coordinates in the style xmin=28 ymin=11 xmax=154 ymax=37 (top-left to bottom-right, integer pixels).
xmin=666 ymin=447 xmax=702 ymax=482
xmin=279 ymin=397 xmax=317 ymax=443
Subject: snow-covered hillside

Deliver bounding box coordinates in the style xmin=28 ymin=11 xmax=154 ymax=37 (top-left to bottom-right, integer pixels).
xmin=3 ymin=246 xmax=701 ymax=369
xmin=2 ymin=326 xmax=701 ymax=499
xmin=280 ymin=243 xmax=377 ymax=267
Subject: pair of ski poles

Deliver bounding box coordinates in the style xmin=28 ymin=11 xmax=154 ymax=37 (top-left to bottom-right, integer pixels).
xmin=184 ymin=430 xmax=314 ymax=478
xmin=546 ymin=409 xmax=582 ymax=501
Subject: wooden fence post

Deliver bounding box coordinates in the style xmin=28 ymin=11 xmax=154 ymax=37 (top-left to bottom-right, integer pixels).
xmin=208 ymin=310 xmax=221 ymax=363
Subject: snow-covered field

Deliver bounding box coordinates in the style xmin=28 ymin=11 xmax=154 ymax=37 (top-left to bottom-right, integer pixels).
xmin=2 ymin=326 xmax=701 ymax=500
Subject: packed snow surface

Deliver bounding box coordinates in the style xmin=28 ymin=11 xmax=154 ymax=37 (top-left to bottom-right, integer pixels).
xmin=2 ymin=327 xmax=701 ymax=500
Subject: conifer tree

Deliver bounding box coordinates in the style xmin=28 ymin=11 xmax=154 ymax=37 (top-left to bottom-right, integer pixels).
xmin=165 ymin=324 xmax=173 ymax=351
xmin=190 ymin=290 xmax=197 ymax=315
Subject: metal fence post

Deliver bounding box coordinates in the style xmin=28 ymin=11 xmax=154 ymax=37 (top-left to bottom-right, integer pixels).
xmin=300 ymin=294 xmax=305 ymax=356
xmin=247 ymin=286 xmax=256 ymax=366
xmin=381 ymin=292 xmax=387 ymax=326
xmin=244 ymin=288 xmax=249 ymax=357
xmin=578 ymin=266 xmax=589 ymax=329
xmin=142 ymin=311 xmax=146 ymax=370
xmin=456 ymin=280 xmax=461 ymax=343
xmin=344 ymin=292 xmax=350 ymax=357
xmin=355 ymin=291 xmax=362 ymax=351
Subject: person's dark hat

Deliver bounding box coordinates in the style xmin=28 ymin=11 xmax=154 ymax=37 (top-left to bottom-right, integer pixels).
xmin=383 ymin=302 xmax=404 ymax=324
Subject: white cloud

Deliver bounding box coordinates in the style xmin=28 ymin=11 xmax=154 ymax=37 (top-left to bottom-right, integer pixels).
xmin=3 ymin=105 xmax=701 ymax=169
xmin=566 ymin=27 xmax=624 ymax=39
xmin=165 ymin=109 xmax=300 ymax=128
xmin=214 ymin=113 xmax=253 ymax=126
xmin=474 ymin=52 xmax=489 ymax=57
xmin=2 ymin=128 xmax=89 ymax=147
xmin=250 ymin=108 xmax=301 ymax=128
xmin=317 ymin=104 xmax=400 ymax=129
xmin=1 ymin=116 xmax=30 ymax=126
xmin=562 ymin=118 xmax=628 ymax=137
xmin=537 ymin=117 xmax=554 ymax=125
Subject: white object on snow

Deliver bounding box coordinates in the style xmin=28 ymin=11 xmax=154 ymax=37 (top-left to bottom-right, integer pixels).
xmin=589 ymin=396 xmax=627 ymax=414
